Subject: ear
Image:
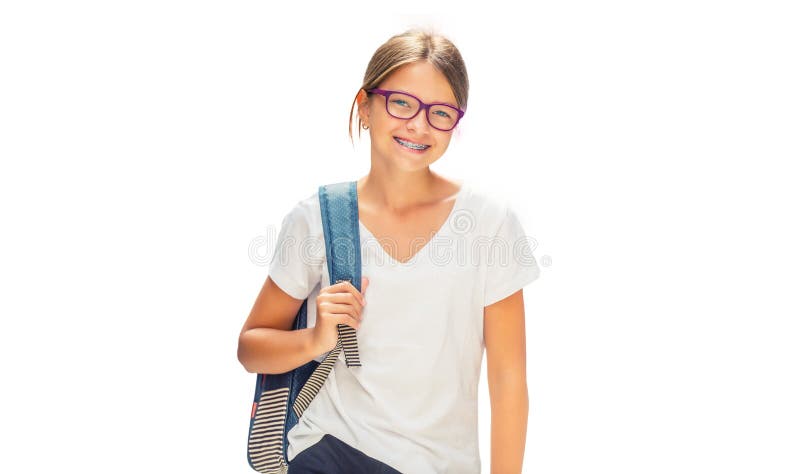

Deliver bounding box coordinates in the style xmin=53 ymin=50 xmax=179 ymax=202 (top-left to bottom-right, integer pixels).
xmin=356 ymin=89 xmax=370 ymax=122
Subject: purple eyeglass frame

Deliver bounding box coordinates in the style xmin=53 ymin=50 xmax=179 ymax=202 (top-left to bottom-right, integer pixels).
xmin=366 ymin=88 xmax=465 ymax=131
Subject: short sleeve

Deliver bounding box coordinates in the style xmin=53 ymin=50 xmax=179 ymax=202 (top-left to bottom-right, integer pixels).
xmin=483 ymin=205 xmax=541 ymax=307
xmin=268 ymin=203 xmax=323 ymax=300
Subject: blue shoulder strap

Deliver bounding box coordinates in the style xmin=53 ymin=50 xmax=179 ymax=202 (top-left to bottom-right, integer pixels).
xmin=318 ymin=180 xmax=362 ymax=367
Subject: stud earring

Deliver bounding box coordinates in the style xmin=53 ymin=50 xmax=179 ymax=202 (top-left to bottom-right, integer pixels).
xmin=362 ymin=123 xmax=369 ymax=130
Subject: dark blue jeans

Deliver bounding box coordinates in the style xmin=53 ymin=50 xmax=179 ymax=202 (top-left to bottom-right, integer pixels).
xmin=288 ymin=434 xmax=403 ymax=474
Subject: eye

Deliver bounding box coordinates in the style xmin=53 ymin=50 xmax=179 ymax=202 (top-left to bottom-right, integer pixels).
xmin=391 ymin=99 xmax=411 ymax=108
xmin=433 ymin=109 xmax=452 ymax=119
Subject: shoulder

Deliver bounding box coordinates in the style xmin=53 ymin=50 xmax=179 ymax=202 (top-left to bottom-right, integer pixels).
xmin=459 ymin=181 xmax=514 ymax=235
xmin=295 ymin=188 xmax=321 ymax=218
xmin=281 ymin=187 xmax=323 ymax=233
xmin=273 ymin=188 xmax=326 ymax=263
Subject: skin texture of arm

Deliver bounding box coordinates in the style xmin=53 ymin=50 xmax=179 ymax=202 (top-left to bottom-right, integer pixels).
xmin=484 ymin=289 xmax=529 ymax=474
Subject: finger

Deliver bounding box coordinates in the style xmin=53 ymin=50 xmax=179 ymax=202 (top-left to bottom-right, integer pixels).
xmin=326 ymin=279 xmax=365 ymax=306
xmin=328 ymin=279 xmax=353 ymax=292
xmin=343 ymin=279 xmax=366 ymax=305
xmin=324 ymin=292 xmax=363 ymax=314
xmin=320 ymin=302 xmax=360 ymax=321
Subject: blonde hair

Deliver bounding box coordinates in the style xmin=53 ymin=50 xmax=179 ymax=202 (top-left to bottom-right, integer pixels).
xmin=348 ymin=28 xmax=470 ymax=144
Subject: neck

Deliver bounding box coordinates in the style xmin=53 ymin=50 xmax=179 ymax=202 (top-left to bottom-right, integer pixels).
xmin=357 ymin=170 xmax=445 ymax=214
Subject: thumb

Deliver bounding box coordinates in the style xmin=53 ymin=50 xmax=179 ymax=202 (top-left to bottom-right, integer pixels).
xmin=361 ymin=276 xmax=369 ymax=294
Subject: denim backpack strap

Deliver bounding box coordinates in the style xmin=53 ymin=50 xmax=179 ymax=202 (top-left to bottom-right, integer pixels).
xmin=290 ymin=181 xmax=363 ymax=420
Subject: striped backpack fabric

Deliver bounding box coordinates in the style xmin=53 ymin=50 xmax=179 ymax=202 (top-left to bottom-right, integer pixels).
xmin=247 ymin=181 xmax=364 ymax=474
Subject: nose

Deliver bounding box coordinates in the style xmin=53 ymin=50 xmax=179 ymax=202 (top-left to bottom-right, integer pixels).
xmin=406 ymin=106 xmax=431 ymax=132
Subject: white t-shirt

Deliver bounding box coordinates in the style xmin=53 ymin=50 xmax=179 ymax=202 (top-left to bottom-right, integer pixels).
xmin=267 ymin=180 xmax=541 ymax=474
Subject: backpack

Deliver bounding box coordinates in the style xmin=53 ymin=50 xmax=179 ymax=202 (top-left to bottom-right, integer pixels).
xmin=246 ymin=181 xmax=364 ymax=474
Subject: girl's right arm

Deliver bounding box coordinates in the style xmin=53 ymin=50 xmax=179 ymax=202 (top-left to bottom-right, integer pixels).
xmin=237 ymin=276 xmax=367 ymax=374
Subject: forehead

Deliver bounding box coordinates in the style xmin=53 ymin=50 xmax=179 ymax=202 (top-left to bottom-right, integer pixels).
xmin=379 ymin=61 xmax=458 ymax=106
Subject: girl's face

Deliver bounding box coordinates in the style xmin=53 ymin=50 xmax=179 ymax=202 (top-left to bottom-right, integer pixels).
xmin=358 ymin=61 xmax=460 ymax=172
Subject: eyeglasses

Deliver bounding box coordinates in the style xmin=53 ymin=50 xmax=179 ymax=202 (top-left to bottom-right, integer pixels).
xmin=366 ymin=88 xmax=465 ymax=132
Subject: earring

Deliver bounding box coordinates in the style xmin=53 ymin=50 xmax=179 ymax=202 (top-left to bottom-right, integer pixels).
xmin=362 ymin=123 xmax=369 ymax=130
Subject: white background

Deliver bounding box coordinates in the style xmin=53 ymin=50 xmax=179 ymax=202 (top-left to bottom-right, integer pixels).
xmin=1 ymin=1 xmax=798 ymax=473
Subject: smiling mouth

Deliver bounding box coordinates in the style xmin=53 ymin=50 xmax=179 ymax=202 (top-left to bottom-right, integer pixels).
xmin=394 ymin=136 xmax=430 ymax=150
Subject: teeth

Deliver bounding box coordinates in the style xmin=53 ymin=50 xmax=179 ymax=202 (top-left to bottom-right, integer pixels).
xmin=395 ymin=137 xmax=428 ymax=150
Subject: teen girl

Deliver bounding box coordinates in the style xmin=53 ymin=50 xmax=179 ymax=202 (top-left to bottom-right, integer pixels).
xmin=238 ymin=29 xmax=541 ymax=474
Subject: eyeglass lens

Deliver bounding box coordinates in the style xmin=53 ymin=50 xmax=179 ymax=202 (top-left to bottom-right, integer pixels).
xmin=386 ymin=92 xmax=458 ymax=130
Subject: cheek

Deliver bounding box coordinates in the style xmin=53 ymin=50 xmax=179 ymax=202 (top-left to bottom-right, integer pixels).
xmin=435 ymin=132 xmax=453 ymax=147
xmin=373 ymin=115 xmax=406 ymax=134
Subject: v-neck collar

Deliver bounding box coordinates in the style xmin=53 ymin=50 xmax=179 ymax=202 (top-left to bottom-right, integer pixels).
xmin=358 ymin=181 xmax=468 ymax=268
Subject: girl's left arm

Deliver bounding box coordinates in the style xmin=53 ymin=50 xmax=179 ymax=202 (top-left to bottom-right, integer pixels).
xmin=484 ymin=289 xmax=529 ymax=474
